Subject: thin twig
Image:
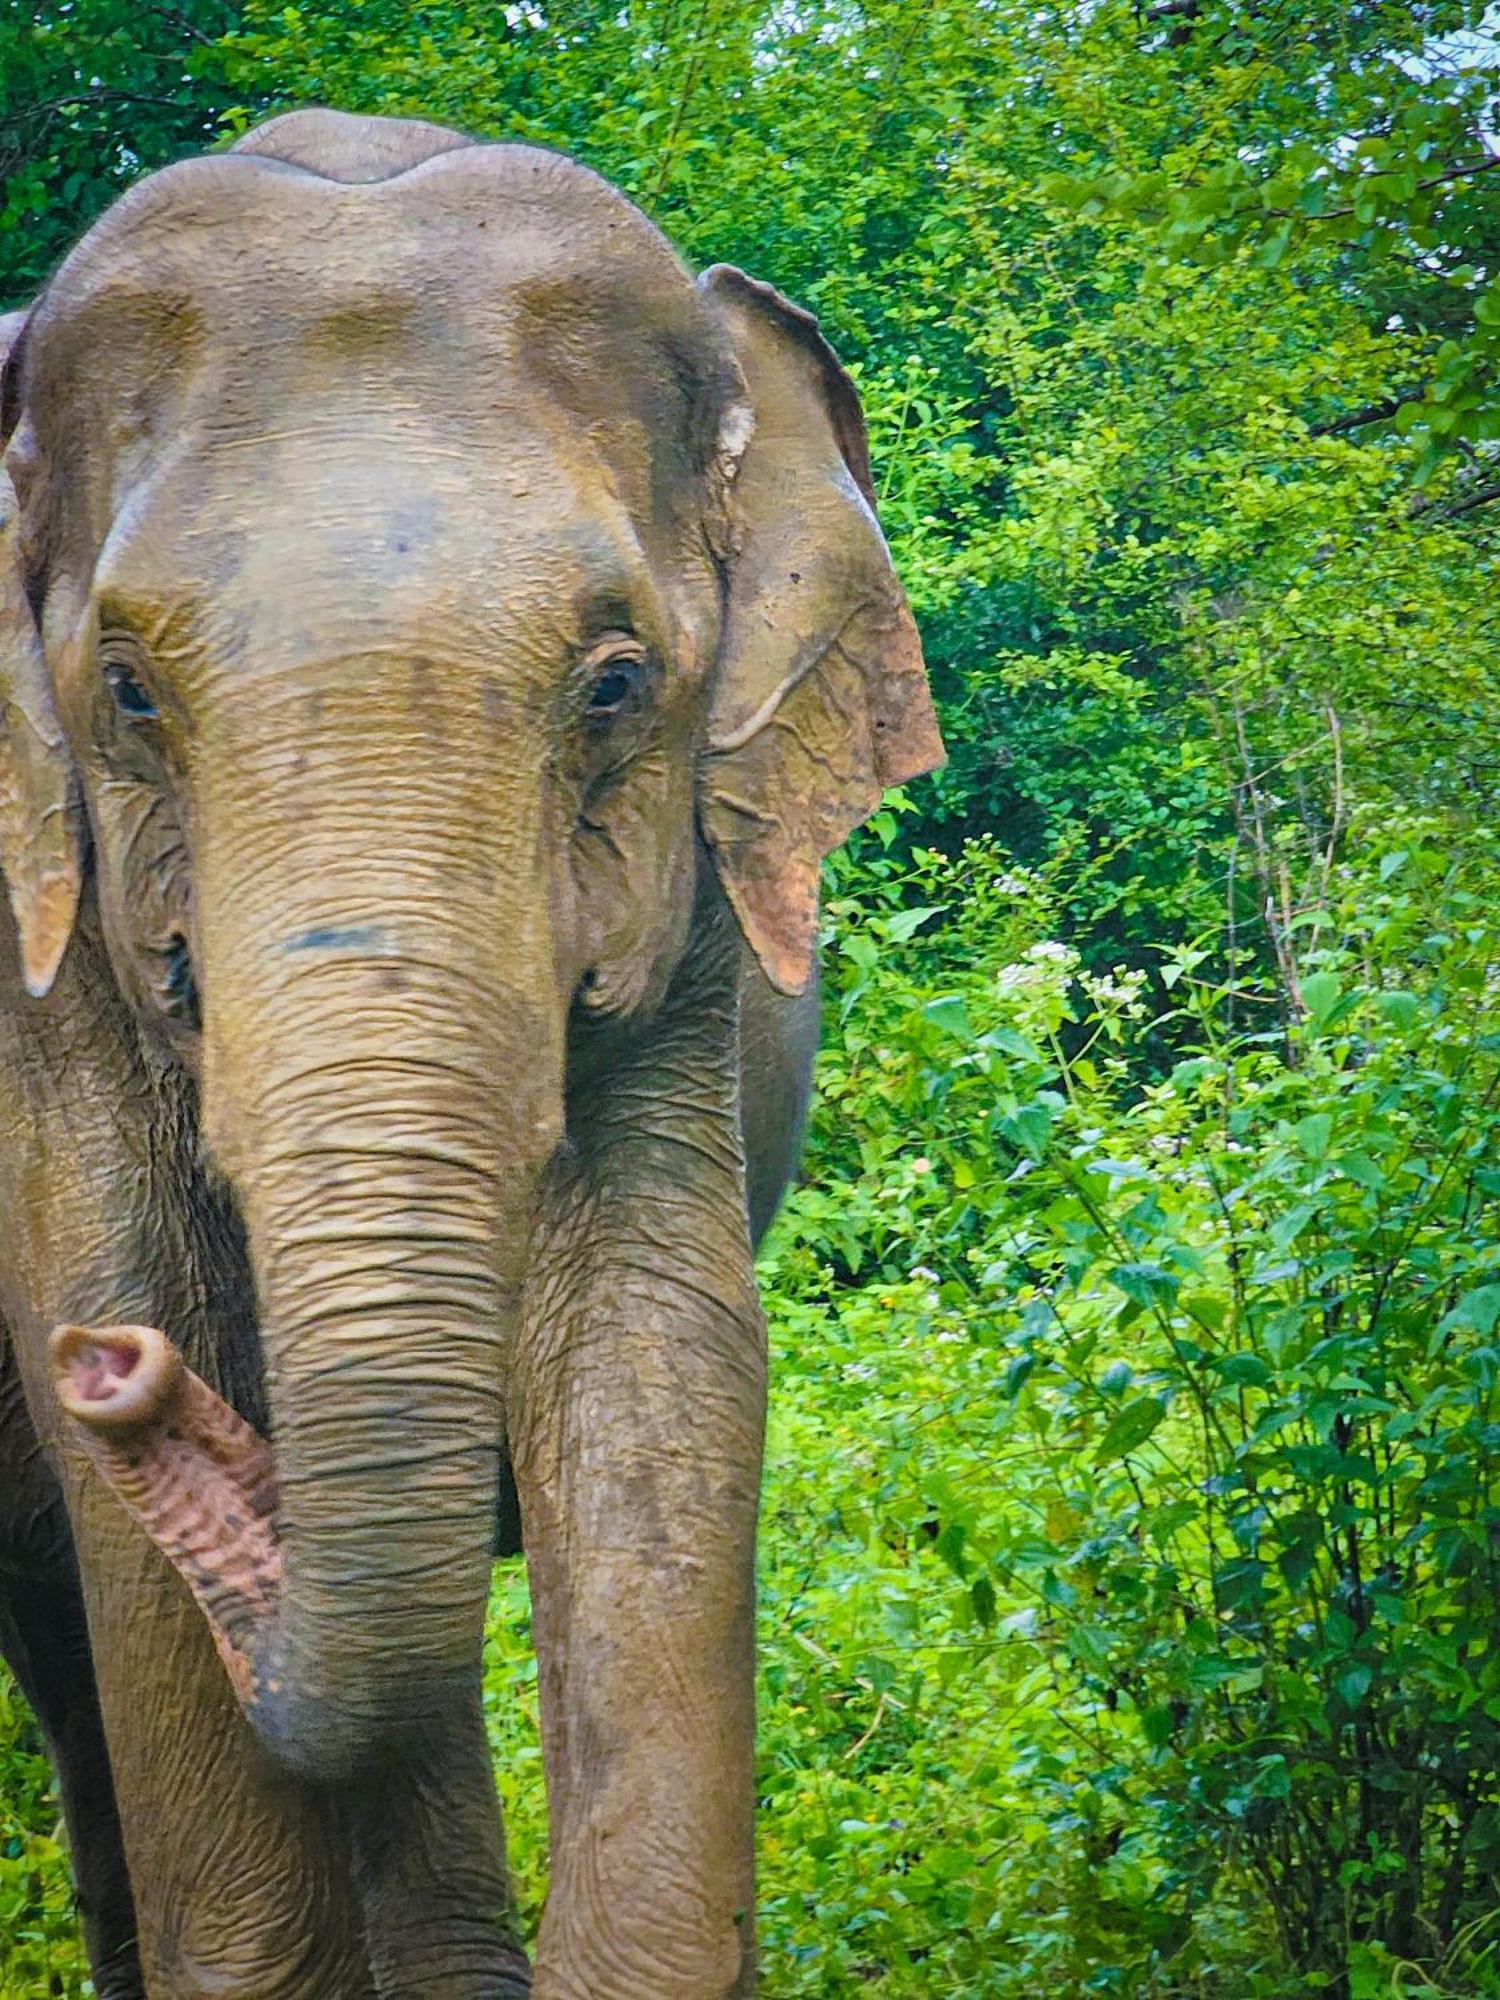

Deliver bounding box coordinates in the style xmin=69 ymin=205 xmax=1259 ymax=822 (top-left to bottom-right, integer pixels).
xmin=648 ymin=0 xmax=716 ymax=206
xmin=1310 ymin=390 xmax=1425 ymax=437
xmin=1268 ymin=151 xmax=1500 ymax=221
xmin=1412 ymin=480 xmax=1500 ymax=521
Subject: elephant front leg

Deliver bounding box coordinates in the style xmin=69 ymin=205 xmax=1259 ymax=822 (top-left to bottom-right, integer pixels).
xmin=0 ymin=1319 xmax=142 ymax=1997
xmin=0 ymin=915 xmax=375 ymax=2000
xmin=66 ymin=1475 xmax=374 ymax=2000
xmin=345 ymin=1680 xmax=532 ymax=1998
xmin=515 ymin=926 xmax=766 ymax=2000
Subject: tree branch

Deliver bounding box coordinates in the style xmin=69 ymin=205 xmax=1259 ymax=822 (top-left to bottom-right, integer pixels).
xmin=1270 ymin=152 xmax=1500 ymax=222
xmin=1412 ymin=479 xmax=1500 ymax=521
xmin=1310 ymin=389 xmax=1426 ymax=437
xmin=0 ymin=86 xmax=215 ymax=133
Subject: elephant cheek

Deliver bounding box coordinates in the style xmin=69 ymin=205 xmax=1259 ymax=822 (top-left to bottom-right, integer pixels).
xmin=572 ymin=809 xmax=697 ymax=1019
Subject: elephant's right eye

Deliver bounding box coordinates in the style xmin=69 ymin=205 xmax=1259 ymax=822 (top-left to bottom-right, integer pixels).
xmin=104 ymin=660 xmax=158 ymax=720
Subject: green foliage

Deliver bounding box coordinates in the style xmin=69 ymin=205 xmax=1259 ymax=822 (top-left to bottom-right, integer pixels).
xmin=750 ymin=826 xmax=1500 ymax=1995
xmin=3 ymin=2 xmax=1499 ymax=1995
xmin=0 ymin=0 xmax=241 ymax=304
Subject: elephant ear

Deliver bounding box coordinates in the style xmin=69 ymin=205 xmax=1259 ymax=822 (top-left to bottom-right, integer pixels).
xmin=695 ymin=266 xmax=944 ymax=996
xmin=0 ymin=310 xmax=83 ymax=998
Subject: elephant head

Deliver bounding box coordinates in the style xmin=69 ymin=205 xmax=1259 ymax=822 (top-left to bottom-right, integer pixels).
xmin=4 ymin=108 xmax=941 ymax=1986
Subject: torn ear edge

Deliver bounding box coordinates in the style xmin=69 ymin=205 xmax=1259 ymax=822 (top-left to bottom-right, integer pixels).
xmin=698 ymin=265 xmax=877 ymax=510
xmin=695 ymin=266 xmax=945 ymax=997
xmin=699 ymin=599 xmax=942 ymax=997
xmin=0 ymin=315 xmax=84 ymax=999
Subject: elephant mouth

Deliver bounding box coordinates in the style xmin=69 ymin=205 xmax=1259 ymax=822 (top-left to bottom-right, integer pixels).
xmin=155 ymin=931 xmax=201 ymax=1029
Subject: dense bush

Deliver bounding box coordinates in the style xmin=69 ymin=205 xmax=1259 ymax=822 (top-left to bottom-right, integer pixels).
xmin=2 ymin=1 xmax=1498 ymax=1994
xmin=747 ymin=824 xmax=1500 ymax=1996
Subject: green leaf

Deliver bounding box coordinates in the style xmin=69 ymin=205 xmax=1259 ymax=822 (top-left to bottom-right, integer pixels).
xmin=934 ymin=1521 xmax=970 ymax=1579
xmin=977 ymin=1025 xmax=1047 ymax=1064
xmin=1294 ymin=1113 xmax=1333 ymax=1160
xmin=1110 ymin=1261 xmax=1179 ymax=1309
xmin=1004 ymin=1352 xmax=1037 ymax=1397
xmin=1335 ymin=1664 xmax=1373 ymax=1707
xmin=1440 ymin=1285 xmax=1500 ymax=1338
xmin=1005 ymin=1100 xmax=1054 ymax=1160
xmin=1217 ymin=1353 xmax=1272 ymax=1387
xmin=921 ymin=994 xmax=971 ymax=1037
xmin=1213 ymin=1558 xmax=1267 ymax=1612
xmin=884 ymin=904 xmax=945 ymax=942
xmin=1301 ymin=972 xmax=1342 ymax=1025
xmin=1095 ymin=1396 xmax=1165 ymax=1463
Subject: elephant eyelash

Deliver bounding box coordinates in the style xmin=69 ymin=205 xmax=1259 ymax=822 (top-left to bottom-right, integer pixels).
xmin=152 ymin=932 xmax=201 ymax=1032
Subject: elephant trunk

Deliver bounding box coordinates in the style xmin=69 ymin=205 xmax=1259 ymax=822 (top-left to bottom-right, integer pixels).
xmin=228 ymin=1041 xmax=545 ymax=1774
xmin=206 ymin=804 xmax=561 ymax=1772
xmin=58 ymin=688 xmax=568 ymax=1778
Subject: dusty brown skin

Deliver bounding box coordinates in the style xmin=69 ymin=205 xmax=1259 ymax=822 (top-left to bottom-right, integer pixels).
xmin=0 ymin=108 xmax=942 ymax=1998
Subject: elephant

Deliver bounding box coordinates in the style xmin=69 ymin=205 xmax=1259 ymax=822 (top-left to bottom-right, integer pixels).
xmin=0 ymin=106 xmax=942 ymax=1998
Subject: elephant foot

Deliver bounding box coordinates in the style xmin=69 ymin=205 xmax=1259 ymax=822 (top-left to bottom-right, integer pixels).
xmin=51 ymin=1322 xmax=280 ymax=1698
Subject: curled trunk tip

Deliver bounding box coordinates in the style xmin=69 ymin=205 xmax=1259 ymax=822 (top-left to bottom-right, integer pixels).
xmin=53 ymin=1324 xmax=281 ymax=1708
xmin=52 ymin=1322 xmax=184 ymax=1435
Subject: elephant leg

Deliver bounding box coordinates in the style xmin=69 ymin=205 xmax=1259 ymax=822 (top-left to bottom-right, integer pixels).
xmin=737 ymin=955 xmax=819 ymax=1251
xmin=346 ymin=1678 xmax=531 ymax=1998
xmin=0 ymin=1328 xmax=142 ymax=2000
xmin=0 ymin=1309 xmax=141 ymax=1997
xmin=65 ymin=1475 xmax=376 ymax=2000
xmin=0 ymin=909 xmax=376 ymax=1998
xmin=517 ymin=911 xmax=764 ymax=1999
xmin=0 ymin=1568 xmax=142 ymax=1999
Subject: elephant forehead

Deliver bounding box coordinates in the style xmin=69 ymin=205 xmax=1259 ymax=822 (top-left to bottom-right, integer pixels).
xmin=23 ymin=148 xmax=733 ymax=608
xmin=91 ymin=443 xmax=670 ymax=665
xmin=28 ymin=145 xmax=722 ymax=446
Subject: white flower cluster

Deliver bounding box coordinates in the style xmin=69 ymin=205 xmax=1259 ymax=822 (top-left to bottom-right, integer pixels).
xmin=995 ymin=939 xmax=1079 ymax=995
xmin=1080 ymin=964 xmax=1149 ymax=1012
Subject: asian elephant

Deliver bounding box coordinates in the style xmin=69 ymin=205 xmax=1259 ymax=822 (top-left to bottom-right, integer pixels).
xmin=0 ymin=107 xmax=942 ymax=1998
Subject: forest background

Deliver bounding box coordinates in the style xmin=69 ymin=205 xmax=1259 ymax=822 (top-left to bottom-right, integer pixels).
xmin=2 ymin=2 xmax=1498 ymax=1994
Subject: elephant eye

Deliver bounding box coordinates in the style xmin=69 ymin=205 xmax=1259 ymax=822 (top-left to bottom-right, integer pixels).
xmin=589 ymin=665 xmax=636 ymax=714
xmin=583 ymin=641 xmax=648 ymax=722
xmin=104 ymin=659 xmax=158 ymax=720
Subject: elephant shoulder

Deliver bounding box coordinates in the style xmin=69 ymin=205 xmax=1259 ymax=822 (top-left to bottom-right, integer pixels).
xmin=739 ymin=950 xmax=821 ymax=1249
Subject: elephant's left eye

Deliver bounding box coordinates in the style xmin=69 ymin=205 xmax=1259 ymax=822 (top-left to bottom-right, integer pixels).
xmin=583 ymin=640 xmax=649 ymax=722
xmin=104 ymin=660 xmax=158 ymax=720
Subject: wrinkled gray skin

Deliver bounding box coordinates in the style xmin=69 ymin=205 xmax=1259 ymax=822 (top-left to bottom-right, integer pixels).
xmin=0 ymin=108 xmax=938 ymax=1998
